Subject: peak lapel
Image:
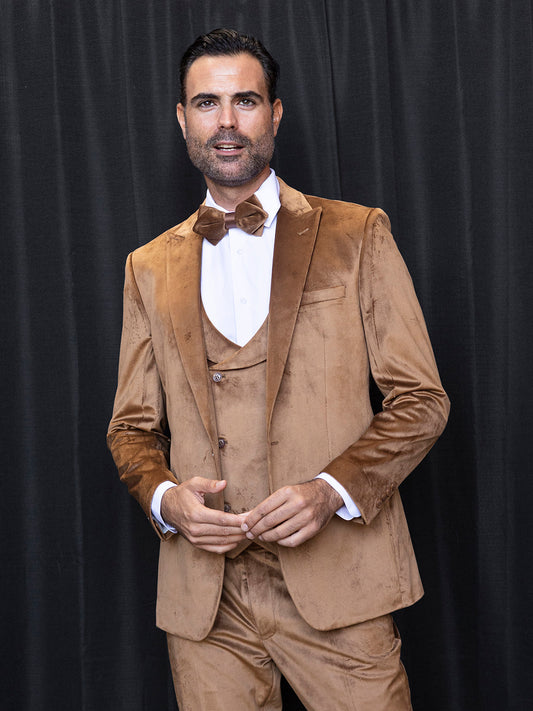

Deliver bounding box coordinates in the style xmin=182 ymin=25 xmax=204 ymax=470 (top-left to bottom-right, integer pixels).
xmin=166 ymin=220 xmax=219 ymax=454
xmin=266 ymin=198 xmax=322 ymax=430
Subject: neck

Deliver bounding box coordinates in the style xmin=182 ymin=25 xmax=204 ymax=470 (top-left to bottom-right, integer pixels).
xmin=205 ymin=166 xmax=270 ymax=211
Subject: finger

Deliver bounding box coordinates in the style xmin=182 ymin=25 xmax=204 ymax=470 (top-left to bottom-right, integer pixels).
xmin=241 ymin=489 xmax=291 ymax=532
xmin=191 ymin=506 xmax=246 ymax=528
xmin=188 ymin=532 xmax=246 ymax=546
xmin=245 ymin=508 xmax=293 ymax=538
xmin=186 ymin=522 xmax=247 ymax=539
xmin=190 ymin=536 xmax=246 ymax=554
xmin=187 ymin=477 xmax=227 ymax=494
xmin=274 ymin=518 xmax=323 ymax=547
xmin=276 ymin=528 xmax=311 ymax=548
xmin=245 ymin=498 xmax=308 ymax=538
xmin=255 ymin=512 xmax=310 ymax=542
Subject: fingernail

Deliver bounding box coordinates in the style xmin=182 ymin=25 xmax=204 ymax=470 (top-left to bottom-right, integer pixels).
xmin=246 ymin=532 xmax=254 ymax=539
xmin=241 ymin=523 xmax=249 ymax=532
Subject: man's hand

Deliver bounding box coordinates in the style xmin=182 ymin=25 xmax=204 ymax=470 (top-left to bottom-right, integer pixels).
xmin=240 ymin=479 xmax=343 ymax=548
xmin=161 ymin=478 xmax=247 ymax=554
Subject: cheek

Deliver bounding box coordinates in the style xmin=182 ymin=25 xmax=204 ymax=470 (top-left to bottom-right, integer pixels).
xmin=189 ymin=126 xmax=211 ymax=145
xmin=246 ymin=116 xmax=276 ymax=139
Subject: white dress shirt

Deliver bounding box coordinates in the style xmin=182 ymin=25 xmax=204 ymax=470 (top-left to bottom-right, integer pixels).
xmin=151 ymin=171 xmax=360 ymax=532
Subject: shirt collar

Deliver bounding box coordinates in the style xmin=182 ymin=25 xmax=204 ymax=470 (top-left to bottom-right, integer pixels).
xmin=205 ymin=169 xmax=281 ymax=229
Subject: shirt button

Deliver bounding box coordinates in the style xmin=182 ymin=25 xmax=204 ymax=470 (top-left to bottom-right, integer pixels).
xmin=240 ymin=297 xmax=247 ymax=304
xmin=212 ymin=372 xmax=223 ymax=382
xmin=218 ymin=438 xmax=226 ymax=449
xmin=237 ymin=248 xmax=244 ymax=255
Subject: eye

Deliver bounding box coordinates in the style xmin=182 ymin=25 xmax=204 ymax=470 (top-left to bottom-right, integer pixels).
xmin=198 ymin=99 xmax=215 ymax=108
xmin=238 ymin=97 xmax=256 ymax=106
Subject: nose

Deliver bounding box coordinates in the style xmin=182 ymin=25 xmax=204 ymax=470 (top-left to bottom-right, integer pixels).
xmin=219 ymin=101 xmax=237 ymax=129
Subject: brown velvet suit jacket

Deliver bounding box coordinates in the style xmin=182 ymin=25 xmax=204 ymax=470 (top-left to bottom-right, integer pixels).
xmin=107 ymin=178 xmax=449 ymax=641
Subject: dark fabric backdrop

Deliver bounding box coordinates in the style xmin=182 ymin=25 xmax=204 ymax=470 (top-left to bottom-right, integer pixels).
xmin=2 ymin=1 xmax=532 ymax=709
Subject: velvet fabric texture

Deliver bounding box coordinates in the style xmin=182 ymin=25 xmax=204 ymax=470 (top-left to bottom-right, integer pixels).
xmin=167 ymin=545 xmax=412 ymax=710
xmin=107 ymin=178 xmax=449 ymax=640
xmin=203 ymin=309 xmax=275 ymax=558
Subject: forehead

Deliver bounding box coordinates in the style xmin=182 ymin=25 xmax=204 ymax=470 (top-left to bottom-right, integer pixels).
xmin=185 ymin=53 xmax=268 ymax=100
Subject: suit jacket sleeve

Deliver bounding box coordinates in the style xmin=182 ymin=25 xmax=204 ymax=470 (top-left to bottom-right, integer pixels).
xmin=107 ymin=251 xmax=178 ymax=539
xmin=324 ymin=208 xmax=450 ymax=525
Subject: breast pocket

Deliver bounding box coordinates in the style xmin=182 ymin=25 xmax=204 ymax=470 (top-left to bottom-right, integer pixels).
xmin=300 ymin=284 xmax=346 ymax=307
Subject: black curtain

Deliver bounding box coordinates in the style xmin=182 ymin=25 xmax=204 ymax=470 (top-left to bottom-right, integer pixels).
xmin=2 ymin=2 xmax=532 ymax=709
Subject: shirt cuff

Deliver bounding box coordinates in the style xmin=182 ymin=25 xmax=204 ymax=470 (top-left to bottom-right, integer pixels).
xmin=315 ymin=472 xmax=361 ymax=520
xmin=151 ymin=481 xmax=179 ymax=533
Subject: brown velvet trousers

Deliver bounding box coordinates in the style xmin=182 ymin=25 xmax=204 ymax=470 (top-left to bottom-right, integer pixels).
xmin=167 ymin=545 xmax=412 ymax=711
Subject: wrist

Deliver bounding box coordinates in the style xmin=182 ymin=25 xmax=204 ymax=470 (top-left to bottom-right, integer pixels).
xmin=314 ymin=477 xmax=343 ymax=511
xmin=160 ymin=486 xmax=177 ymax=524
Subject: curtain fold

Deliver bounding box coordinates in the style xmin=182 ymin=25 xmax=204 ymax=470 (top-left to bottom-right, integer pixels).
xmin=1 ymin=2 xmax=532 ymax=709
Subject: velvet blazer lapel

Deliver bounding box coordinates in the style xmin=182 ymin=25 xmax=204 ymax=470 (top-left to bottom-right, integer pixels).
xmin=166 ymin=179 xmax=322 ymax=449
xmin=266 ymin=180 xmax=322 ymax=431
xmin=166 ymin=212 xmax=220 ymax=465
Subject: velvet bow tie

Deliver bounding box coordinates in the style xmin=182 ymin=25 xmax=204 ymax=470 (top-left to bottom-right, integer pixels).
xmin=193 ymin=194 xmax=268 ymax=245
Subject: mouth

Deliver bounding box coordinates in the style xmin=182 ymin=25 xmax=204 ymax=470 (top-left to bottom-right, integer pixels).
xmin=213 ymin=142 xmax=244 ymax=154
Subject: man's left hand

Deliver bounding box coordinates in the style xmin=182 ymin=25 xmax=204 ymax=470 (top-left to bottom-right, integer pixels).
xmin=241 ymin=479 xmax=343 ymax=547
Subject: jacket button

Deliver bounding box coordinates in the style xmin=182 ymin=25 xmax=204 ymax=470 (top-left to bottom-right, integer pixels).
xmin=212 ymin=372 xmax=223 ymax=382
xmin=218 ymin=438 xmax=226 ymax=448
xmin=223 ymin=503 xmax=232 ymax=513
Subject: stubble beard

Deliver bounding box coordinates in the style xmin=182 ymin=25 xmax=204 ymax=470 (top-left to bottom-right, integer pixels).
xmin=185 ymin=130 xmax=275 ymax=188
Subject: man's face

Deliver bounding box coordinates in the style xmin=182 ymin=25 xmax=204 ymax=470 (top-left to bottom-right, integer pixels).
xmin=177 ymin=53 xmax=283 ymax=188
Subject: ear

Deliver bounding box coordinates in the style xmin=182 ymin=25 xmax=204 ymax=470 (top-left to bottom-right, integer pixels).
xmin=272 ymin=98 xmax=283 ymax=137
xmin=176 ymin=103 xmax=187 ymax=139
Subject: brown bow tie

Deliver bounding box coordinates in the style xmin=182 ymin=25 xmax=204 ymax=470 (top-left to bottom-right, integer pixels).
xmin=193 ymin=194 xmax=268 ymax=245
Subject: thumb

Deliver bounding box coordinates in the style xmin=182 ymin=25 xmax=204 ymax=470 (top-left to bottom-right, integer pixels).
xmin=191 ymin=477 xmax=227 ymax=494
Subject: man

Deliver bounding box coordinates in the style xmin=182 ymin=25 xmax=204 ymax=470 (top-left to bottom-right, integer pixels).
xmin=108 ymin=28 xmax=449 ymax=710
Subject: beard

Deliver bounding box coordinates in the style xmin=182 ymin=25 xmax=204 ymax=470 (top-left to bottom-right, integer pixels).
xmin=185 ymin=129 xmax=275 ymax=187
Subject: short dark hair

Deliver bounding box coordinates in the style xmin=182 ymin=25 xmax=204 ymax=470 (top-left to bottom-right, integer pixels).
xmin=179 ymin=28 xmax=279 ymax=105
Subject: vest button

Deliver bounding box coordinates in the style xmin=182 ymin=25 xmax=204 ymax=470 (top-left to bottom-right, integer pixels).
xmin=218 ymin=438 xmax=226 ymax=448
xmin=212 ymin=372 xmax=223 ymax=383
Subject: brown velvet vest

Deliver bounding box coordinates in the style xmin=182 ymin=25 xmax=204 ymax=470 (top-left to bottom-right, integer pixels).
xmin=202 ymin=308 xmax=276 ymax=557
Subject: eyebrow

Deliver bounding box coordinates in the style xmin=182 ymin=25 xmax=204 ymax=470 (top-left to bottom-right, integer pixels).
xmin=189 ymin=90 xmax=264 ymax=104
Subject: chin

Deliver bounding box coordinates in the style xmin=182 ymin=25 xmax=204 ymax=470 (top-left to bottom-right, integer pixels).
xmin=210 ymin=169 xmax=265 ymax=188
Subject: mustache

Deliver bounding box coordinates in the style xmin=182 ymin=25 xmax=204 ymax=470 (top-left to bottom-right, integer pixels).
xmin=206 ymin=131 xmax=251 ymax=148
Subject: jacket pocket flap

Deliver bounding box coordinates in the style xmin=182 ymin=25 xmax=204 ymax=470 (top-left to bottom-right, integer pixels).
xmin=300 ymin=284 xmax=346 ymax=306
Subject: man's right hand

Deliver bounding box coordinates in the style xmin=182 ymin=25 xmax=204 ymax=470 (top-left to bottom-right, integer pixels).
xmin=161 ymin=478 xmax=247 ymax=554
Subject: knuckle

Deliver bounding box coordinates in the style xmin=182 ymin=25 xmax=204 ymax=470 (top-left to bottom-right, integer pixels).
xmin=302 ymin=509 xmax=313 ymax=524
xmin=189 ymin=523 xmax=202 ymax=537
